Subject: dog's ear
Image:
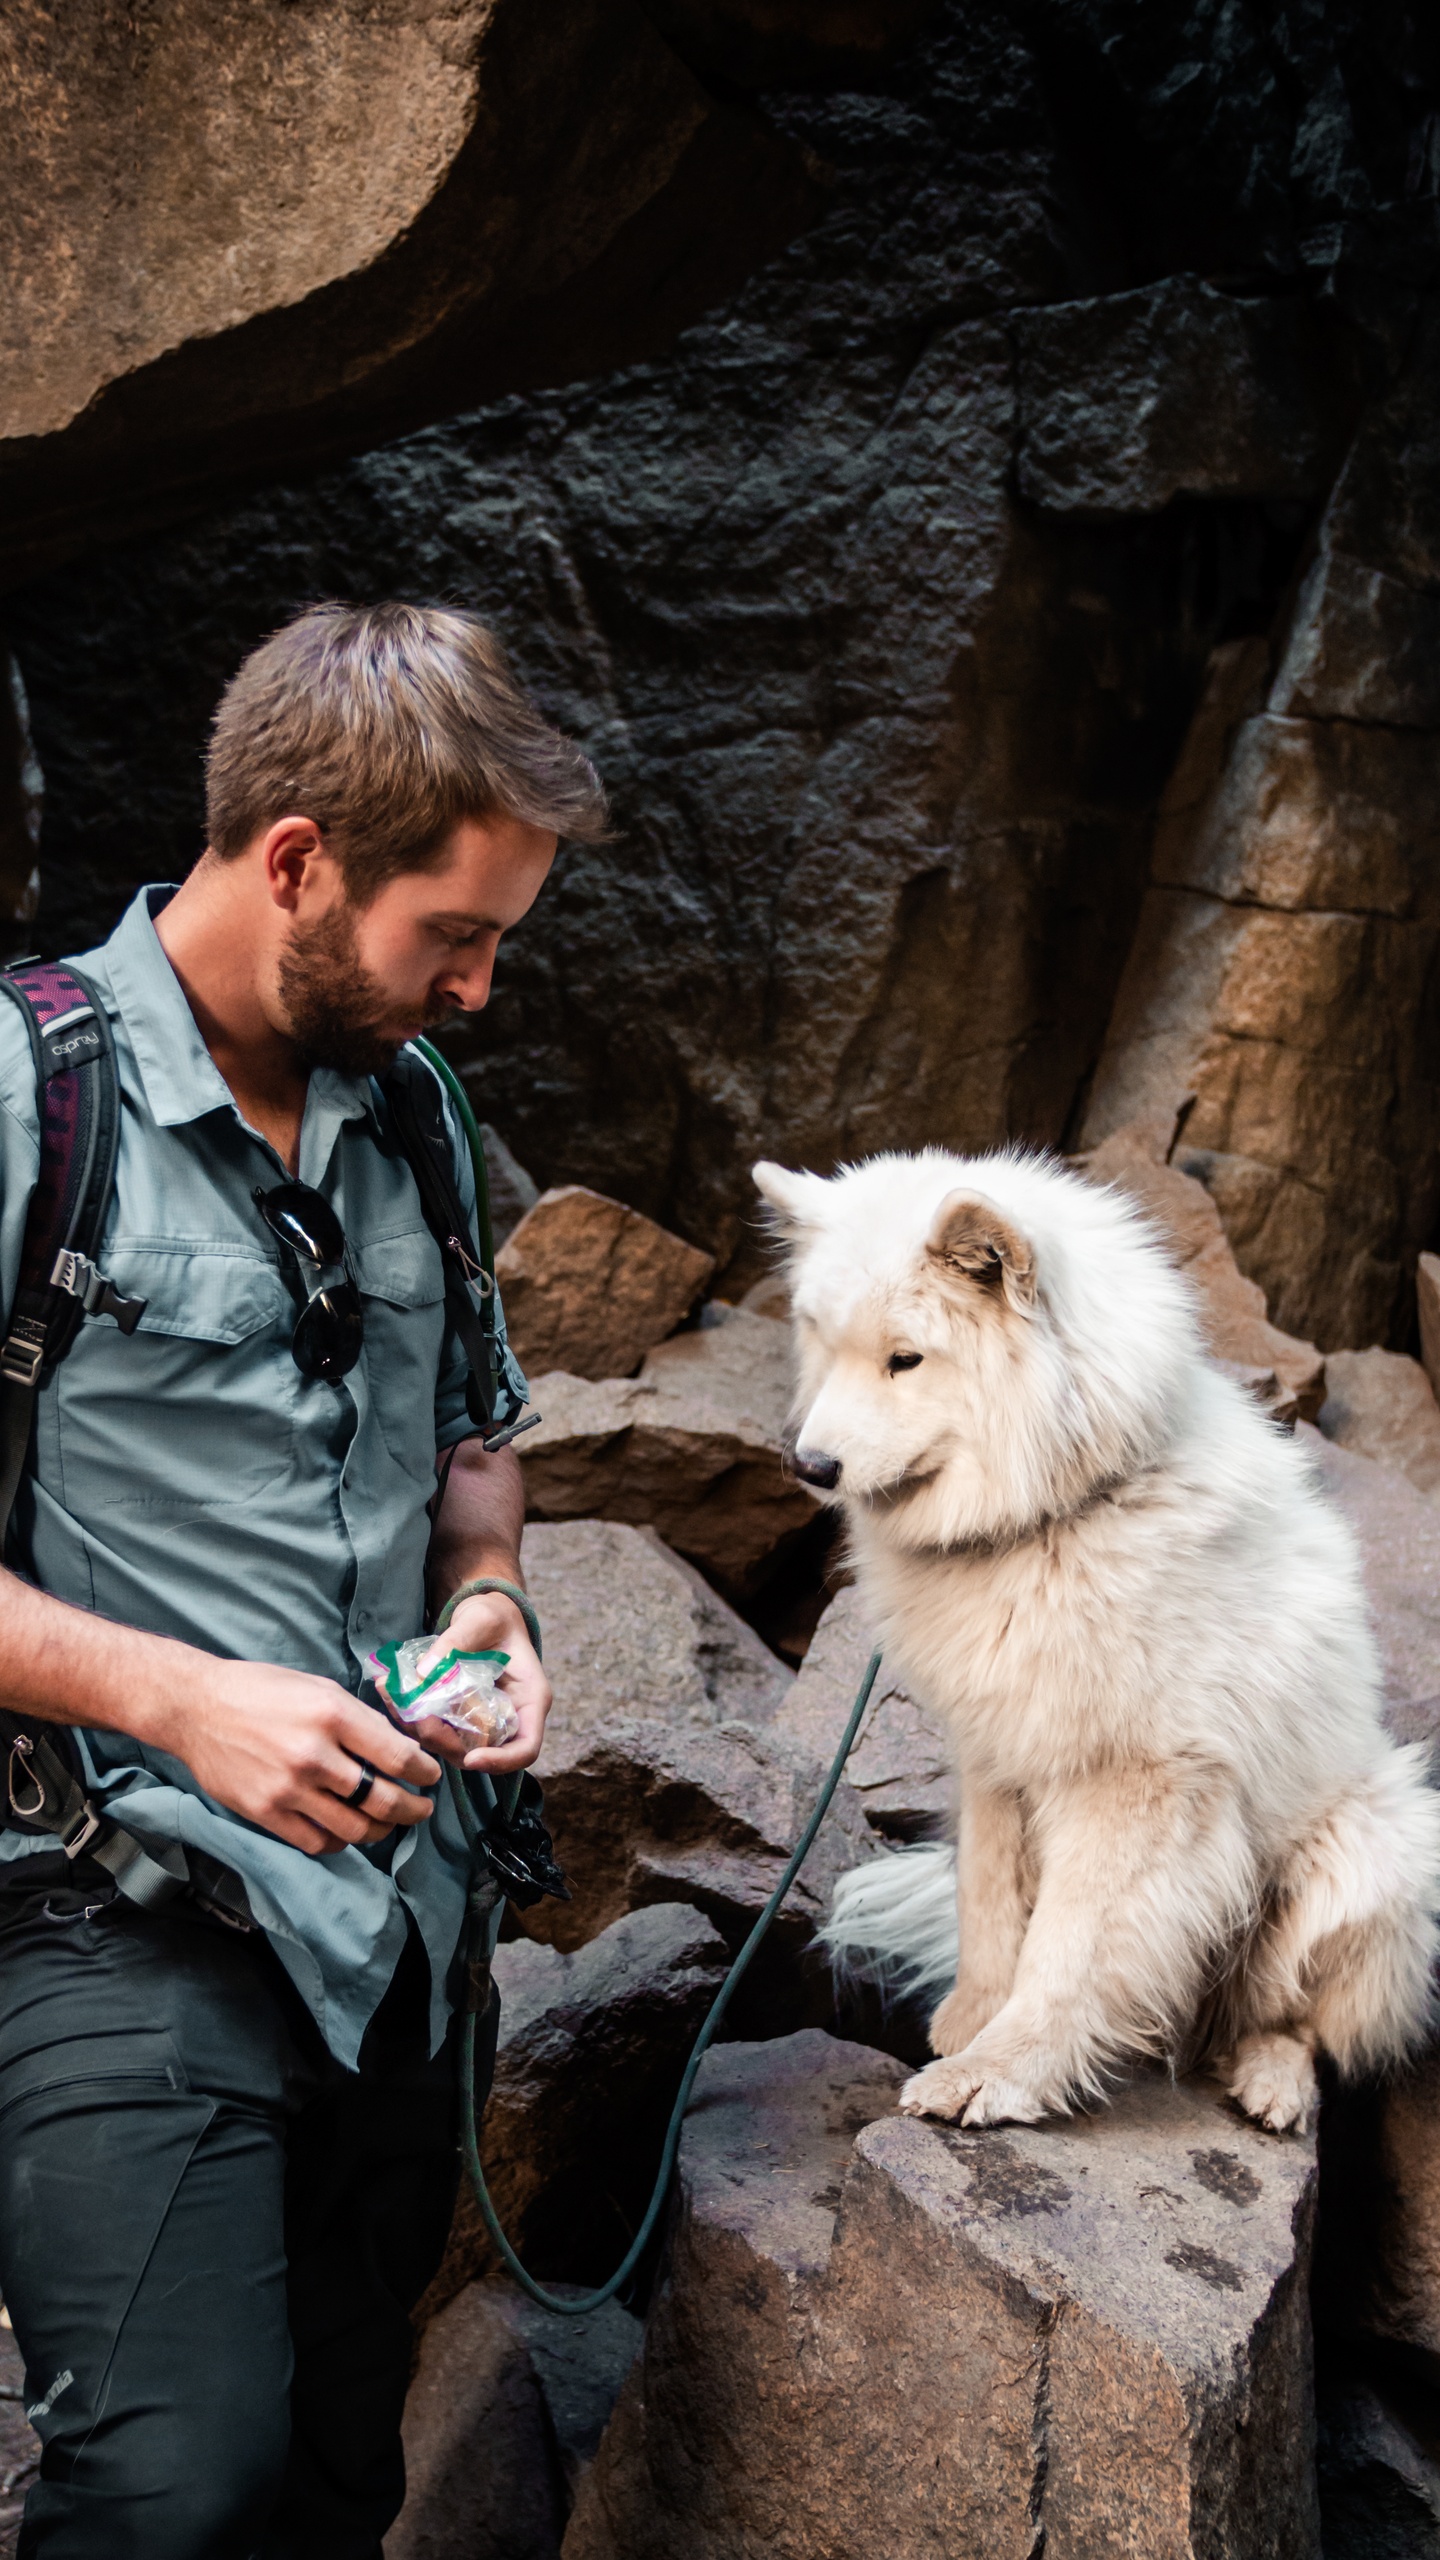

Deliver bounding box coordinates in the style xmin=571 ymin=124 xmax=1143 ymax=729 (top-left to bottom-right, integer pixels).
xmin=752 ymin=1161 xmax=830 ymax=1242
xmin=926 ymin=1192 xmax=1037 ymax=1309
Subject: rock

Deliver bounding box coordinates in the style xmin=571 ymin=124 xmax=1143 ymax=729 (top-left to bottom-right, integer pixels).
xmin=482 ymin=1124 xmax=539 ymax=1250
xmin=567 ymin=2031 xmax=1319 ymax=2560
xmin=386 ymin=2279 xmax=566 ymax=2560
xmin=388 ymin=2275 xmax=641 ymax=2560
xmin=1015 ymin=277 xmax=1341 ymax=514
xmin=1417 ymin=1254 xmax=1440 ymax=1407
xmin=1316 ymin=2367 xmax=1440 ymax=2560
xmin=0 ymin=656 xmax=40 ymax=964
xmin=514 ymin=1707 xmax=876 ymax=1966
xmin=497 ymin=1187 xmax=714 ymax=1380
xmin=1078 ymin=1113 xmax=1326 ymax=1422
xmin=519 ymin=1310 xmax=814 ymax=1598
xmin=0 ymin=0 xmax=819 ymax=585
xmin=1299 ymin=1427 xmax=1440 ymax=1750
xmin=520 ymin=1519 xmax=793 ymax=1738
xmin=427 ymin=1905 xmax=730 ymax=2317
xmin=1318 ymin=1349 xmax=1440 ymax=1505
xmin=1083 ymin=311 xmax=1440 ymax=1352
xmin=739 ymin=1273 xmax=789 ymax=1320
xmin=770 ymin=1582 xmax=951 ymax=1839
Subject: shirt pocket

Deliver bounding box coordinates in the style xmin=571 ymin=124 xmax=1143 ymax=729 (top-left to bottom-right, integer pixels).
xmin=51 ymin=1242 xmax=299 ymax=1515
xmin=351 ymin=1225 xmax=450 ymax=1480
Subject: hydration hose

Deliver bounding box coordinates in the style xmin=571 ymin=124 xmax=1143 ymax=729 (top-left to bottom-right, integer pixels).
xmin=410 ymin=1031 xmax=885 ymax=2314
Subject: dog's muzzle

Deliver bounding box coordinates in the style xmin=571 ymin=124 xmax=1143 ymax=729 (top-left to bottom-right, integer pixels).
xmin=790 ymin=1447 xmax=842 ymax=1491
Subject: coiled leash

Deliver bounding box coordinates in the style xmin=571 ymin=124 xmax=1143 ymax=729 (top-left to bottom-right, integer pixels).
xmin=452 ymin=1646 xmax=884 ymax=2317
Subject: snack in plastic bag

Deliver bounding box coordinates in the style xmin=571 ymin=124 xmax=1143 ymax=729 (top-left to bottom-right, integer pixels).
xmin=368 ymin=1637 xmax=518 ymax=1745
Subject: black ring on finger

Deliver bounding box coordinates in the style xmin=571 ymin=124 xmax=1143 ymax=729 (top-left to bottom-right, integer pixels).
xmin=344 ymin=1761 xmax=377 ymax=1810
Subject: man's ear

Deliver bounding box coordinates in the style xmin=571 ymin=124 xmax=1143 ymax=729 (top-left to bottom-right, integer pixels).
xmin=752 ymin=1161 xmax=830 ymax=1242
xmin=926 ymin=1192 xmax=1037 ymax=1309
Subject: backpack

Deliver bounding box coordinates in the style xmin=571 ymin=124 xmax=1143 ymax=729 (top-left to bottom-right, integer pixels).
xmin=0 ymin=956 xmax=532 ymax=1913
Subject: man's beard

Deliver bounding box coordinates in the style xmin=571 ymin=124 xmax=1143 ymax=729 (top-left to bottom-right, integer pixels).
xmin=277 ymin=902 xmax=448 ymax=1077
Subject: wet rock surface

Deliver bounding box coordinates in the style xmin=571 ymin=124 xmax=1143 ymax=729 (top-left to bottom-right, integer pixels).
xmin=496 ymin=1187 xmax=714 ymax=1381
xmin=567 ymin=2031 xmax=1319 ymax=2560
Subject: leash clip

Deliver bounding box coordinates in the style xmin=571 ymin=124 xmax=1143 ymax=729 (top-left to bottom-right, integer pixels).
xmin=7 ymin=1735 xmax=45 ymax=1822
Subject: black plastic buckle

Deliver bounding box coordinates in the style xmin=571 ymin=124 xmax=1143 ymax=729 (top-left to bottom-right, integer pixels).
xmin=50 ymin=1250 xmax=147 ymax=1335
xmin=476 ymin=1773 xmax=570 ymax=1909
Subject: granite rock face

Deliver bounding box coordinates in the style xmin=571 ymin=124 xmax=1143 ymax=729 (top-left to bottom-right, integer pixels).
xmin=770 ymin=1580 xmax=950 ymax=1839
xmin=0 ymin=0 xmax=820 ymax=586
xmin=519 ymin=1310 xmax=812 ymax=1598
xmin=11 ymin=0 xmax=1398 ymax=1302
xmin=1318 ymin=1349 xmax=1440 ymax=1507
xmin=496 ymin=1187 xmax=714 ymax=1380
xmin=567 ymin=2030 xmax=1320 ymax=2560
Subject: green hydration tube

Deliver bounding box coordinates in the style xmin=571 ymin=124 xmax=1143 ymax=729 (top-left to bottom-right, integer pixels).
xmin=450 ymin=1649 xmax=884 ymax=2318
xmin=415 ymin=1035 xmax=496 ymax=1278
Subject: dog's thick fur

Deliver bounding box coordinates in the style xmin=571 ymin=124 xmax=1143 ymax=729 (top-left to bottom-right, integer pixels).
xmin=753 ymin=1147 xmax=1440 ymax=2135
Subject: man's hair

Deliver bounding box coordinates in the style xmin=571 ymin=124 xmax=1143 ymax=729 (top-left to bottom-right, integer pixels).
xmin=205 ymin=601 xmax=609 ymax=899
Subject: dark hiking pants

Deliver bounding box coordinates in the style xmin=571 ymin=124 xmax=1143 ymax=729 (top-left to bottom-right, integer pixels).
xmin=0 ymin=1884 xmax=490 ymax=2560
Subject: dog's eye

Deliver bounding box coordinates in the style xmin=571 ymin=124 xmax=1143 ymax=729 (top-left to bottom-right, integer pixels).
xmin=887 ymin=1351 xmax=923 ymax=1374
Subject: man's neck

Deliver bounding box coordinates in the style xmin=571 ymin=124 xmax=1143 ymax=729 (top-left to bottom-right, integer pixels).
xmin=156 ymin=860 xmax=309 ymax=1173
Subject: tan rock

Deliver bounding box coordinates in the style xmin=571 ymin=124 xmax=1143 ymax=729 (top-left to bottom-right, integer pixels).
xmin=497 ymin=1187 xmax=714 ymax=1380
xmin=566 ymin=2032 xmax=1319 ymax=2560
xmin=1079 ymin=1114 xmax=1326 ymax=1421
xmin=1418 ymin=1252 xmax=1440 ymax=1405
xmin=519 ymin=1308 xmax=813 ymax=1597
xmin=0 ymin=0 xmax=818 ymax=583
xmin=770 ymin=1582 xmax=951 ymax=1838
xmin=1318 ymin=1347 xmax=1440 ymax=1504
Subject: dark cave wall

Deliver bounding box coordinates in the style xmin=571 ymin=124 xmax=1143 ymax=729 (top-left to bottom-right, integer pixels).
xmin=4 ymin=0 xmax=1431 ymax=1299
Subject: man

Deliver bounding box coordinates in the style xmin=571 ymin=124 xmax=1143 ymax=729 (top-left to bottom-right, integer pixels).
xmin=0 ymin=601 xmax=608 ymax=2557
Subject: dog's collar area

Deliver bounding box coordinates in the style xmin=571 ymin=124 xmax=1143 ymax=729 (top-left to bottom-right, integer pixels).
xmin=912 ymin=1467 xmax=1131 ymax=1562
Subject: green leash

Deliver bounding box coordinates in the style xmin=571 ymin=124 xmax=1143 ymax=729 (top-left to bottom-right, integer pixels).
xmin=452 ymin=1647 xmax=883 ymax=2317
xmin=411 ymin=1028 xmax=884 ymax=2313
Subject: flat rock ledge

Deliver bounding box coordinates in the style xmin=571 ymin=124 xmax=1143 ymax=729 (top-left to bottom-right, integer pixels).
xmin=566 ymin=2030 xmax=1320 ymax=2560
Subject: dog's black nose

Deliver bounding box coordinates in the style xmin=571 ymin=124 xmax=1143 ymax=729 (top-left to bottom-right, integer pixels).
xmin=791 ymin=1447 xmax=842 ymax=1490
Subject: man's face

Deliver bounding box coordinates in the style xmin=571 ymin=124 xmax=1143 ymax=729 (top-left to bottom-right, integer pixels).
xmin=277 ymin=813 xmax=557 ymax=1076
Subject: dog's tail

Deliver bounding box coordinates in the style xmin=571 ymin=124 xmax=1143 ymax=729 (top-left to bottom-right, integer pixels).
xmin=822 ymin=1843 xmax=958 ymax=2003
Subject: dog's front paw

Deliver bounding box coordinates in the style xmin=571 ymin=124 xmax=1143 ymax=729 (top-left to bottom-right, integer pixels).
xmin=1225 ymin=2032 xmax=1318 ymax=2136
xmin=929 ymin=1982 xmax=1005 ymax=2056
xmin=899 ymin=2056 xmax=1047 ymax=2127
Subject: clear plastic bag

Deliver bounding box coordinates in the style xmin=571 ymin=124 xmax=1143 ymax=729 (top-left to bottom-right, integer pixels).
xmin=368 ymin=1637 xmax=518 ymax=1745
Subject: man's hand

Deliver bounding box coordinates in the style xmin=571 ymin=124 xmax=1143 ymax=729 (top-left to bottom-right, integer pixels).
xmin=159 ymin=1659 xmax=443 ymax=1857
xmin=395 ymin=1589 xmax=552 ymax=1779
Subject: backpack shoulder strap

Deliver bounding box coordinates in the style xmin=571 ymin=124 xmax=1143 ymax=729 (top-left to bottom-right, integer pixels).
xmin=378 ymin=1046 xmax=530 ymax=1448
xmin=0 ymin=962 xmax=146 ymax=1546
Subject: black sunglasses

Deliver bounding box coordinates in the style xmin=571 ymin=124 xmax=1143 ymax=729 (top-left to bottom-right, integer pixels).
xmin=254 ymin=1183 xmax=364 ymax=1384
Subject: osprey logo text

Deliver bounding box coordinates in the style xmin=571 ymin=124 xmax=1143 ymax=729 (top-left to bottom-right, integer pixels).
xmin=26 ymin=2367 xmax=73 ymax=2423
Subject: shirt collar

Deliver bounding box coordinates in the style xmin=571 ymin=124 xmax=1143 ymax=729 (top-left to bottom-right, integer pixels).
xmin=95 ymin=885 xmax=377 ymax=1139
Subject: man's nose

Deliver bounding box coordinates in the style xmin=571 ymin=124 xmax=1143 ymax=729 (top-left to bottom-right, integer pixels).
xmin=790 ymin=1446 xmax=842 ymax=1490
xmin=437 ymin=955 xmax=495 ymax=1013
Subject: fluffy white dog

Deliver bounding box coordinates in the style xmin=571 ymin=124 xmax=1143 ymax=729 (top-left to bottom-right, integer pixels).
xmin=752 ymin=1147 xmax=1440 ymax=2135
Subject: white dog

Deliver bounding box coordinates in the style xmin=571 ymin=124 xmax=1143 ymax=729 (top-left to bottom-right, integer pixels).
xmin=752 ymin=1147 xmax=1440 ymax=2135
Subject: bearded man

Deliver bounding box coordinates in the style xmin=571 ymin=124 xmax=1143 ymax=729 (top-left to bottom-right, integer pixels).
xmin=0 ymin=602 xmax=607 ymax=2559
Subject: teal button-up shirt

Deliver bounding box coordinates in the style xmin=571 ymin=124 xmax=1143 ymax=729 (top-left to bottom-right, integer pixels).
xmin=0 ymin=886 xmax=519 ymax=2065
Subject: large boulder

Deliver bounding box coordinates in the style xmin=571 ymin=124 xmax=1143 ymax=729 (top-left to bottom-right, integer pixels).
xmin=386 ymin=2277 xmax=641 ymax=2560
xmin=497 ymin=1187 xmax=714 ymax=1380
xmin=770 ymin=1581 xmax=951 ymax=1839
xmin=521 ymin=1518 xmax=793 ymax=1738
xmin=1318 ymin=1349 xmax=1440 ymax=1507
xmin=1300 ymin=1427 xmax=1440 ymax=1750
xmin=519 ymin=1310 xmax=814 ymax=1598
xmin=566 ymin=2031 xmax=1320 ymax=2560
xmin=1079 ymin=1112 xmax=1326 ymax=1421
xmin=429 ymin=1904 xmax=729 ymax=2314
xmin=0 ymin=0 xmax=820 ymax=587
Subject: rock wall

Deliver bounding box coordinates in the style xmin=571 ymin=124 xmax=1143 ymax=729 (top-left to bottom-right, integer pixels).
xmin=3 ymin=5 xmax=1437 ymax=1320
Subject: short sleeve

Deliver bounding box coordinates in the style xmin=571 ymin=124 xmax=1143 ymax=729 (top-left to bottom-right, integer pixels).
xmin=432 ymin=1093 xmax=530 ymax=1452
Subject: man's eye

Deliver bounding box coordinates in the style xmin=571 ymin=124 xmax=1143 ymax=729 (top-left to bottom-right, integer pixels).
xmin=888 ymin=1351 xmax=923 ymax=1374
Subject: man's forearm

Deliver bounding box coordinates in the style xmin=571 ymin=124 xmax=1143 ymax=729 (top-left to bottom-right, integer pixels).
xmin=0 ymin=1565 xmax=201 ymax=1751
xmin=428 ymin=1438 xmax=527 ymax=1605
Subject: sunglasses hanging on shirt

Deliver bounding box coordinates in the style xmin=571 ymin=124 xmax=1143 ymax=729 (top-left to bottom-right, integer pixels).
xmin=254 ymin=1182 xmax=365 ymax=1384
